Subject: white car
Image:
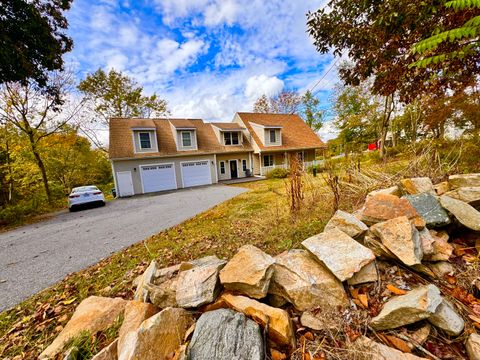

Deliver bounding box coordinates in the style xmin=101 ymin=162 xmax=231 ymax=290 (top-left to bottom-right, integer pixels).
xmin=68 ymin=185 xmax=105 ymax=211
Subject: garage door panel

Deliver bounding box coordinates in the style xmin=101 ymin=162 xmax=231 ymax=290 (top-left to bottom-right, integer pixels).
xmin=141 ymin=164 xmax=177 ymax=193
xmin=181 ymin=161 xmax=211 ymax=187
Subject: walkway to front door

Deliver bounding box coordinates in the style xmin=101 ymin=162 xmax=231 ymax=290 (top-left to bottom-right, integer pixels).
xmin=230 ymin=160 xmax=238 ymax=178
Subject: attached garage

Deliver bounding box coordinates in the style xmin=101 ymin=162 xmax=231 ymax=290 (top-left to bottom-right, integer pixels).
xmin=140 ymin=164 xmax=177 ymax=193
xmin=181 ymin=160 xmax=212 ymax=187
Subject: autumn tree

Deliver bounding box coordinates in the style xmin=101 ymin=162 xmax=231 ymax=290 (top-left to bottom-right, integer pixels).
xmin=252 ymin=91 xmax=302 ymax=114
xmin=0 ymin=0 xmax=73 ymax=101
xmin=253 ymin=94 xmax=270 ymax=113
xmin=299 ymin=90 xmax=323 ymax=132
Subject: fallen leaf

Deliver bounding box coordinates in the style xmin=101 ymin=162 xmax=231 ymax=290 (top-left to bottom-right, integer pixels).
xmin=445 ymin=275 xmax=457 ymax=285
xmin=386 ymin=284 xmax=407 ymax=295
xmin=61 ymin=298 xmax=77 ymax=305
xmin=304 ymin=331 xmax=314 ymax=341
xmin=271 ymin=349 xmax=286 ymax=360
xmin=385 ymin=335 xmax=411 ymax=353
xmin=358 ymin=294 xmax=369 ymax=308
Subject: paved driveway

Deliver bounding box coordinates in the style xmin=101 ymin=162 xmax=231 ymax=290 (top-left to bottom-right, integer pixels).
xmin=0 ymin=185 xmax=247 ymax=312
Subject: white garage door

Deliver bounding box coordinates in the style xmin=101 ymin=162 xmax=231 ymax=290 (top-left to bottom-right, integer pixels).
xmin=181 ymin=160 xmax=212 ymax=187
xmin=141 ymin=164 xmax=177 ymax=193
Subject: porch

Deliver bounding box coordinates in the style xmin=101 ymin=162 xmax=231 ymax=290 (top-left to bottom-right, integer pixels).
xmin=260 ymin=160 xmax=316 ymax=175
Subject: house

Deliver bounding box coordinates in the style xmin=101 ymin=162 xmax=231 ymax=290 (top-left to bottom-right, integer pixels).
xmin=109 ymin=112 xmax=326 ymax=197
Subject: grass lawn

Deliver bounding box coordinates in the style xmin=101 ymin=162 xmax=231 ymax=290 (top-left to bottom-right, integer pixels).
xmin=0 ymin=175 xmax=336 ymax=359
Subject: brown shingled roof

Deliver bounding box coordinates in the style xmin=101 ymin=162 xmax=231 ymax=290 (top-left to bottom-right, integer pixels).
xmin=210 ymin=122 xmax=246 ymax=130
xmin=237 ymin=112 xmax=326 ymax=151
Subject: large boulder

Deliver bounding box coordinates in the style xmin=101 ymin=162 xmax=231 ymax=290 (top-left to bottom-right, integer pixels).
xmin=357 ymin=336 xmax=428 ymax=359
xmin=268 ymin=249 xmax=348 ymax=311
xmin=134 ymin=261 xmax=157 ymax=302
xmin=324 ymin=210 xmax=368 ymax=238
xmin=440 ymin=195 xmax=480 ymax=231
xmin=448 ymin=173 xmax=480 ymax=189
xmin=39 ymin=296 xmax=127 ymax=359
xmin=403 ymin=193 xmax=451 ymax=227
xmin=188 ymin=309 xmax=264 ymax=360
xmin=466 ymin=333 xmax=480 ymax=360
xmin=444 ymin=187 xmax=480 ymax=206
xmin=370 ymin=216 xmax=423 ymax=266
xmin=91 ymin=340 xmax=118 ymax=360
xmin=370 ymin=285 xmax=442 ymax=330
xmin=176 ymin=256 xmax=226 ymax=308
xmin=219 ymin=245 xmax=275 ymax=299
xmin=118 ymin=307 xmax=194 ymax=360
xmin=400 ymin=177 xmax=435 ymax=195
xmin=360 ymin=194 xmax=425 ymax=229
xmin=221 ymin=293 xmax=295 ymax=348
xmin=428 ymin=299 xmax=464 ymax=336
xmin=302 ymin=228 xmax=375 ymax=282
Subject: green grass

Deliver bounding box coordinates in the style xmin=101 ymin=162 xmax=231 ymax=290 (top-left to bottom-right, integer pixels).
xmin=0 ymin=176 xmax=334 ymax=359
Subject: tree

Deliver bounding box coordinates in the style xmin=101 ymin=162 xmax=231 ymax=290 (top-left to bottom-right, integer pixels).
xmin=299 ymin=90 xmax=324 ymax=132
xmin=0 ymin=0 xmax=73 ymax=100
xmin=78 ymin=69 xmax=169 ymax=127
xmin=307 ymin=1 xmax=480 ymax=103
xmin=253 ymin=94 xmax=270 ymax=113
xmin=0 ymin=72 xmax=82 ymax=204
xmin=252 ymin=91 xmax=302 ymax=114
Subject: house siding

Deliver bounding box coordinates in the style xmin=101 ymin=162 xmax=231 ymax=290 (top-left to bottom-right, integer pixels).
xmin=216 ymin=152 xmax=252 ymax=181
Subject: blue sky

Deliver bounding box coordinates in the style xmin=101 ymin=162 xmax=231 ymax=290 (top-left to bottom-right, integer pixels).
xmin=65 ymin=0 xmax=338 ymax=138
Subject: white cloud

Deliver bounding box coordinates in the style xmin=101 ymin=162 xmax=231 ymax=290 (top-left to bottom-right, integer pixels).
xmin=244 ymin=75 xmax=284 ymax=100
xmin=204 ymin=0 xmax=238 ymax=26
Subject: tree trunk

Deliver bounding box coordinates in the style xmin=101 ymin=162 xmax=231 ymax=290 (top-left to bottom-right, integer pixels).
xmin=28 ymin=134 xmax=52 ymax=204
xmin=379 ymin=94 xmax=394 ymax=158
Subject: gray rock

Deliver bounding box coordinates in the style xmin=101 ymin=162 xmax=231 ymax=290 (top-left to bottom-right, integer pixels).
xmin=428 ymin=299 xmax=464 ymax=336
xmin=404 ymin=193 xmax=451 ymax=227
xmin=176 ymin=256 xmax=226 ymax=308
xmin=448 ymin=173 xmax=480 ymax=189
xmin=418 ymin=228 xmax=435 ymax=256
xmin=324 ymin=210 xmax=369 ymax=238
xmin=134 ymin=260 xmax=157 ymax=302
xmin=347 ymin=261 xmax=378 ymax=285
xmin=440 ymin=195 xmax=480 ymax=231
xmin=357 ymin=336 xmax=428 ymax=359
xmin=427 ymin=261 xmax=454 ymax=279
xmin=370 ymin=284 xmax=442 ymax=330
xmin=400 ymin=177 xmax=435 ymax=195
xmin=444 ymin=187 xmax=480 ymax=207
xmin=188 ymin=309 xmax=264 ymax=360
xmin=466 ymin=333 xmax=480 ymax=360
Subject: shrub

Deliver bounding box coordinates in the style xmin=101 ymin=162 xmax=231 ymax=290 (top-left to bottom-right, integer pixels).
xmin=266 ymin=168 xmax=290 ymax=179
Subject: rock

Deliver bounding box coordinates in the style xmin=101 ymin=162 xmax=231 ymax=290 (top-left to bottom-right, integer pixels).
xmin=221 ymin=293 xmax=295 ymax=348
xmin=367 ymin=186 xmax=402 ymax=198
xmin=418 ymin=228 xmax=435 ymax=256
xmin=440 ymin=195 xmax=480 ymax=231
xmin=428 ymin=299 xmax=464 ymax=336
xmin=176 ymin=255 xmax=226 ymax=308
xmin=118 ymin=301 xmax=158 ymax=355
xmin=134 ymin=260 xmax=157 ymax=302
xmin=400 ymin=177 xmax=435 ymax=195
xmin=324 ymin=210 xmax=369 ymax=238
xmin=409 ymin=323 xmax=431 ymax=347
xmin=118 ymin=307 xmax=194 ymax=360
xmin=302 ymin=228 xmax=375 ymax=282
xmin=424 ymin=230 xmax=453 ymax=262
xmin=427 ymin=261 xmax=454 ymax=278
xmin=357 ymin=336 xmax=428 ymax=359
xmin=188 ymin=309 xmax=264 ymax=360
xmin=360 ymin=194 xmax=425 ymax=229
xmin=370 ymin=216 xmax=423 ymax=266
xmin=92 ymin=340 xmax=118 ymax=360
xmin=348 ymin=261 xmax=378 ymax=285
xmin=268 ymin=249 xmax=348 ymax=311
xmin=63 ymin=347 xmax=79 ymax=360
xmin=444 ymin=187 xmax=480 ymax=206
xmin=144 ymin=263 xmax=181 ymax=308
xmin=448 ymin=173 xmax=480 ymax=189
xmin=219 ymin=245 xmax=275 ymax=299
xmin=434 ymin=181 xmax=449 ymax=196
xmin=466 ymin=333 xmax=480 ymax=360
xmin=404 ymin=193 xmax=451 ymax=227
xmin=300 ymin=311 xmax=338 ymax=331
xmin=363 ymin=232 xmax=398 ymax=259
xmin=39 ymin=296 xmax=127 ymax=359
xmin=370 ymin=285 xmax=442 ymax=330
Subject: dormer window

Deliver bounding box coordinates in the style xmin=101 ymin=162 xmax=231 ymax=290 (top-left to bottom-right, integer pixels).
xmin=224 ymin=131 xmax=240 ymax=145
xmin=181 ymin=131 xmax=192 ymax=147
xmin=132 ymin=128 xmax=158 ymax=153
xmin=269 ymin=130 xmax=276 ymax=143
xmin=139 ymin=132 xmax=152 ymax=149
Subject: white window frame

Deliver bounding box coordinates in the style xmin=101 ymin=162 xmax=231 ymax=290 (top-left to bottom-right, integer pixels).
xmin=263 ymin=154 xmax=274 ymax=167
xmin=242 ymin=159 xmax=247 ymax=172
xmin=269 ymin=129 xmax=276 ymax=143
xmin=223 ymin=131 xmax=240 ymax=146
xmin=181 ymin=131 xmax=192 ymax=147
xmin=139 ymin=132 xmax=152 ymax=149
xmin=133 ymin=130 xmax=158 ymax=153
xmin=219 ymin=161 xmax=226 ymax=174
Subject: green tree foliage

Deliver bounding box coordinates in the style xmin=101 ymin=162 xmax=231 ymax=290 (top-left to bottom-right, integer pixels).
xmin=0 ymin=0 xmax=73 ymax=101
xmin=307 ymin=0 xmax=480 ymax=103
xmin=299 ymin=90 xmax=324 ymax=132
xmin=78 ymin=69 xmax=169 ymax=127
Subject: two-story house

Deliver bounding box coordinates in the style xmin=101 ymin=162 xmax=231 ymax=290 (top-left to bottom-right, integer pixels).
xmin=109 ymin=113 xmax=325 ymax=197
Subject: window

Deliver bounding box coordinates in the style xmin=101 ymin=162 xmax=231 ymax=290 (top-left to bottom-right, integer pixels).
xmin=263 ymin=155 xmax=274 ymax=167
xmin=220 ymin=161 xmax=225 ymax=174
xmin=242 ymin=159 xmax=247 ymax=172
xmin=139 ymin=132 xmax=152 ymax=149
xmin=181 ymin=131 xmax=192 ymax=147
xmin=269 ymin=130 xmax=276 ymax=143
xmin=224 ymin=132 xmax=240 ymax=145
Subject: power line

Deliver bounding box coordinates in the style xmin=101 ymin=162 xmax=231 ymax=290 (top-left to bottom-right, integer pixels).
xmin=308 ymin=56 xmax=342 ymax=96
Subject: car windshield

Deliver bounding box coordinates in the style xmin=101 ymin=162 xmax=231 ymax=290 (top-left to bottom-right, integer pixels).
xmin=72 ymin=186 xmax=99 ymax=193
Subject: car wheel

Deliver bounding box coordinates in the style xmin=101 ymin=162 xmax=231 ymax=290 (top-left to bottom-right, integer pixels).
xmin=69 ymin=206 xmax=75 ymax=212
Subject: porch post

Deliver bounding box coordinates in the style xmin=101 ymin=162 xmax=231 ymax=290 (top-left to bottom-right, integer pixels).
xmin=284 ymin=151 xmax=288 ymax=169
xmin=259 ymin=152 xmax=263 ymax=176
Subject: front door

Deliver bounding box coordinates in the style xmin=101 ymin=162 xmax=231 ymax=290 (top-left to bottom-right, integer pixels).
xmin=230 ymin=160 xmax=238 ymax=179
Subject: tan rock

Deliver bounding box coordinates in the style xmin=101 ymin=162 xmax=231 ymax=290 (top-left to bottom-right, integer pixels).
xmin=370 ymin=285 xmax=442 ymax=330
xmin=221 ymin=293 xmax=295 ymax=348
xmin=466 ymin=333 xmax=480 ymax=360
xmin=367 ymin=185 xmax=402 ymax=198
xmin=92 ymin=339 xmax=118 ymax=360
xmin=427 ymin=261 xmax=454 ymax=278
xmin=448 ymin=173 xmax=480 ymax=189
xmin=268 ymin=249 xmax=348 ymax=311
xmin=400 ymin=177 xmax=435 ymax=195
xmin=300 ymin=311 xmax=338 ymax=331
xmin=118 ymin=301 xmax=158 ymax=355
xmin=418 ymin=228 xmax=434 ymax=256
xmin=360 ymin=194 xmax=425 ymax=229
xmin=219 ymin=245 xmax=275 ymax=299
xmin=118 ymin=307 xmax=194 ymax=360
xmin=324 ymin=210 xmax=368 ymax=238
xmin=370 ymin=216 xmax=423 ymax=266
xmin=134 ymin=260 xmax=157 ymax=302
xmin=363 ymin=232 xmax=397 ymax=259
xmin=409 ymin=323 xmax=431 ymax=347
xmin=348 ymin=261 xmax=378 ymax=285
xmin=145 ymin=263 xmax=181 ymax=308
xmin=302 ymin=228 xmax=375 ymax=282
xmin=445 ymin=187 xmax=480 ymax=206
xmin=440 ymin=195 xmax=480 ymax=231
xmin=426 ymin=229 xmax=453 ymax=262
xmin=428 ymin=299 xmax=464 ymax=336
xmin=39 ymin=296 xmax=127 ymax=359
xmin=357 ymin=336 xmax=428 ymax=359
xmin=434 ymin=181 xmax=449 ymax=196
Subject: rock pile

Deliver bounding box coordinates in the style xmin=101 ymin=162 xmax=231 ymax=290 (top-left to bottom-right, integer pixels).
xmin=40 ymin=173 xmax=480 ymax=360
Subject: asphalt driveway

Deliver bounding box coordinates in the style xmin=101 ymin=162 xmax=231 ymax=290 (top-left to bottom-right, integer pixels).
xmin=0 ymin=184 xmax=247 ymax=312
